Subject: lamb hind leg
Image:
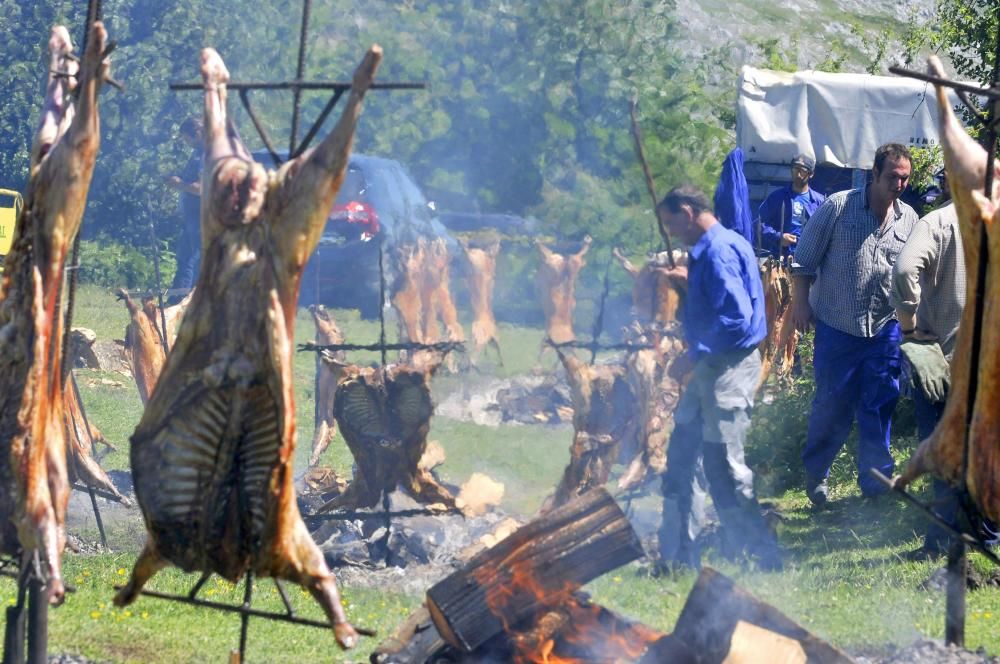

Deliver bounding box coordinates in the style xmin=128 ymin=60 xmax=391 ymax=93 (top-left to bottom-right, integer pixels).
xmin=113 ymin=540 xmax=168 ymax=606
xmin=31 ymin=26 xmax=78 ymax=166
xmin=200 ymin=49 xmax=250 ymax=163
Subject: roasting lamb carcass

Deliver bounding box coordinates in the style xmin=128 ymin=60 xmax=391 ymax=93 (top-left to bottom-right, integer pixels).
xmin=459 ymin=236 xmax=503 ymax=366
xmin=611 ymin=247 xmax=684 ymax=326
xmin=119 ymin=289 xmax=167 ymax=404
xmin=756 ymin=260 xmax=799 ymax=389
xmin=63 ymin=377 xmax=129 ymax=505
xmin=321 ymin=359 xmax=456 ymax=511
xmin=0 ymin=24 xmax=109 ymax=605
xmin=112 ymin=46 xmax=383 ymax=649
xmin=894 ymin=56 xmax=1000 ymax=522
xmin=536 ymin=237 xmax=591 ymax=346
xmin=308 ymin=305 xmax=345 ymax=467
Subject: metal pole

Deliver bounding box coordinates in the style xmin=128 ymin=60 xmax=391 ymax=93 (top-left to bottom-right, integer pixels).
xmin=237 ymin=572 xmax=253 ymax=663
xmin=289 ymin=0 xmax=312 ymax=155
xmin=946 ymin=538 xmax=967 ymax=647
xmin=25 ymin=555 xmax=46 ymax=664
xmin=2 ymin=564 xmax=29 ymax=664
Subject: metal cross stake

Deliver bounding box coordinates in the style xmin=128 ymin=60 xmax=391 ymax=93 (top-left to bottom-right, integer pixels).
xmin=883 ymin=27 xmax=1000 ymax=648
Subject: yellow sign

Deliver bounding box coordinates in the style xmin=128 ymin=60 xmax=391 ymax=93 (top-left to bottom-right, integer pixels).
xmin=0 ymin=189 xmax=22 ymax=257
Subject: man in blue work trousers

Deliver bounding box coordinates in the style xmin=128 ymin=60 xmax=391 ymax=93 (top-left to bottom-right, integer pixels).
xmin=655 ymin=184 xmax=782 ymax=571
xmin=791 ymin=143 xmax=918 ymax=506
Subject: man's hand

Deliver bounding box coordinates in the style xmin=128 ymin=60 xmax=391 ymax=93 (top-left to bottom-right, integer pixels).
xmin=790 ymin=275 xmax=813 ymax=332
xmin=780 ymin=233 xmax=798 ymax=247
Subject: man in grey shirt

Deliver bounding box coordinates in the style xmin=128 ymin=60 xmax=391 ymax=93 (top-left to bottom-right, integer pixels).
xmin=791 ymin=143 xmax=918 ymax=505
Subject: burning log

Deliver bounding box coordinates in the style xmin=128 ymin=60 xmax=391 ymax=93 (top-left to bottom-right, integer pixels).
xmin=536 ymin=236 xmax=591 ymax=346
xmin=756 ymin=259 xmax=799 ymax=389
xmin=0 ymin=23 xmax=110 ymax=605
xmin=612 ymin=247 xmax=685 ymax=326
xmin=426 ymin=488 xmax=643 ymax=653
xmin=459 ymin=236 xmax=503 ymax=366
xmin=643 ymin=567 xmax=852 ymax=664
xmin=308 ymin=305 xmax=345 ymax=467
xmin=319 ymin=360 xmax=456 ymax=512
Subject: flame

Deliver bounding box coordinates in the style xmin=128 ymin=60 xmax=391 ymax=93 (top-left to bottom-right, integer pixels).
xmin=474 ymin=558 xmax=663 ymax=663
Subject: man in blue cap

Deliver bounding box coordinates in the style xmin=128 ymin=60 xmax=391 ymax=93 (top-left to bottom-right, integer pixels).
xmin=756 ymin=154 xmax=826 ymax=258
xmin=655 ymin=184 xmax=782 ymax=571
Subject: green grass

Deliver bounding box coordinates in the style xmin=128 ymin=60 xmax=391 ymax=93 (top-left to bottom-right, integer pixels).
xmin=12 ymin=286 xmax=1000 ymax=661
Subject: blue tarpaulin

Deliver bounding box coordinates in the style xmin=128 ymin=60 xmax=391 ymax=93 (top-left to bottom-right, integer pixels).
xmin=713 ymin=147 xmax=754 ymax=246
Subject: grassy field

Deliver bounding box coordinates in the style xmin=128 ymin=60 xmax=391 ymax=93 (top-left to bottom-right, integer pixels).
xmin=2 ymin=285 xmax=998 ymax=662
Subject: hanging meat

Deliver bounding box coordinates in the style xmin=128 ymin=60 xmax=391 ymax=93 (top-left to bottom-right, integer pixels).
xmin=112 ymin=46 xmax=383 ymax=649
xmin=118 ymin=288 xmax=192 ymax=404
xmin=63 ymin=377 xmax=129 ymax=505
xmin=308 ymin=305 xmax=346 ymax=467
xmin=0 ymin=23 xmax=109 ymax=605
xmin=319 ymin=359 xmax=456 ymax=512
xmin=544 ymin=350 xmax=638 ymax=510
xmin=459 ymin=236 xmax=503 ymax=366
xmin=392 ymin=241 xmax=426 ymax=345
xmin=423 ymin=237 xmax=464 ymax=371
xmin=756 ymin=259 xmax=799 ymax=389
xmin=536 ymin=236 xmax=591 ymax=346
xmin=611 ymin=247 xmax=684 ymax=326
xmin=893 ymin=56 xmax=1000 ymax=523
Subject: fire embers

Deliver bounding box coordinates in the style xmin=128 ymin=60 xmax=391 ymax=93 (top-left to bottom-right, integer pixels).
xmin=894 ymin=56 xmax=1000 ymax=526
xmin=320 ymin=361 xmax=456 ymax=512
xmin=757 ymin=259 xmax=799 ymax=389
xmin=536 ymin=237 xmax=591 ymax=346
xmin=0 ymin=22 xmax=110 ymax=605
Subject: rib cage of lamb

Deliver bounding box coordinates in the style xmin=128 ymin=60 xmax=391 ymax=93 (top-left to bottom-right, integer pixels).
xmin=112 ymin=44 xmax=384 ymax=650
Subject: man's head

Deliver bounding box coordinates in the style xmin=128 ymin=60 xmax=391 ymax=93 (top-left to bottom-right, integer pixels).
xmin=656 ymin=185 xmax=715 ymax=245
xmin=790 ymin=153 xmax=815 ymax=191
xmin=179 ymin=117 xmax=203 ymax=147
xmin=870 ymin=143 xmax=912 ymax=202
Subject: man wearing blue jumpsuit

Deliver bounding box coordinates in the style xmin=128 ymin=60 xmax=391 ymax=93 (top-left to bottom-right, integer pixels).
xmin=656 ymin=185 xmax=781 ymax=571
xmin=791 ymin=144 xmax=918 ymax=505
xmin=756 ymin=154 xmax=826 ymax=258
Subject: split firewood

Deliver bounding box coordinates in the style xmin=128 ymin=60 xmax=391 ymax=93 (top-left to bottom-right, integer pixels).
xmin=308 ymin=305 xmax=345 ymax=467
xmin=113 ymin=44 xmax=383 ymax=650
xmin=0 ymin=23 xmax=109 ymax=605
xmin=536 ymin=236 xmax=591 ymax=347
xmin=611 ymin=246 xmax=685 ymax=326
xmin=319 ymin=359 xmax=456 ymax=512
xmin=459 ymin=236 xmax=503 ymax=366
xmin=894 ymin=56 xmax=1000 ymax=525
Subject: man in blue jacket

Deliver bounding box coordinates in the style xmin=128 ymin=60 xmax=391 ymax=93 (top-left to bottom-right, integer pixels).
xmin=655 ymin=185 xmax=782 ymax=571
xmin=756 ymin=154 xmax=826 ymax=258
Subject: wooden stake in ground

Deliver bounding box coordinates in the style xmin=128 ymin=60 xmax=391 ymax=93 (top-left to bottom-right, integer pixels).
xmin=426 ymin=488 xmax=643 ymax=653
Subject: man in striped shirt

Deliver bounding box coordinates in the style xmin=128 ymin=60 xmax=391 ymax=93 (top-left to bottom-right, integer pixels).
xmin=791 ymin=143 xmax=918 ymax=506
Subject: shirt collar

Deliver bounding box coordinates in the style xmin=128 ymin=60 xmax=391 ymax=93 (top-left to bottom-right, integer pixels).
xmin=862 ymin=186 xmax=902 ymax=219
xmin=689 ymin=222 xmax=721 ymax=261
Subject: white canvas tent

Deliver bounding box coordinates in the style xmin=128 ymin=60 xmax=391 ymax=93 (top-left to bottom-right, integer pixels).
xmin=736 ymin=66 xmax=963 ymax=169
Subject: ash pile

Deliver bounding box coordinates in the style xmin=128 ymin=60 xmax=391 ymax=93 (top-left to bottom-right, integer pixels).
xmin=436 ymin=372 xmax=574 ymax=426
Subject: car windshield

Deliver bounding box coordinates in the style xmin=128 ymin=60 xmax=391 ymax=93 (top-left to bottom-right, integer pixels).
xmin=334 ymin=166 xmax=367 ymax=205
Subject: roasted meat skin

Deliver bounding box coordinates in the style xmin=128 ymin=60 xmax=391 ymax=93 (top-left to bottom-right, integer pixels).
xmin=895 ymin=56 xmax=1000 ymax=523
xmin=114 ymin=45 xmax=381 ymax=650
xmin=756 ymin=260 xmax=799 ymax=388
xmin=308 ymin=305 xmax=345 ymax=467
xmin=460 ymin=237 xmax=503 ymax=365
xmin=611 ymin=247 xmax=684 ymax=327
xmin=0 ymin=24 xmax=107 ymax=605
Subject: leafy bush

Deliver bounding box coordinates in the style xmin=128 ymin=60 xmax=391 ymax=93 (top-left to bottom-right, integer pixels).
xmin=77 ymin=238 xmax=176 ymax=291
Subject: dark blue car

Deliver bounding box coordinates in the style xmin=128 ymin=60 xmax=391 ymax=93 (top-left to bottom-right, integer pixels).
xmin=253 ymin=151 xmax=452 ymax=318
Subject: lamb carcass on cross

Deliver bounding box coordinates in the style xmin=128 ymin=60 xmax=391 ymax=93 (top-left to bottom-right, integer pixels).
xmin=113 ymin=45 xmax=383 ymax=649
xmin=893 ymin=56 xmax=1000 ymax=524
xmin=0 ymin=23 xmax=109 ymax=605
xmin=308 ymin=305 xmax=346 ymax=467
xmin=611 ymin=247 xmax=685 ymax=327
xmin=459 ymin=236 xmax=503 ymax=366
xmin=536 ymin=236 xmax=591 ymax=347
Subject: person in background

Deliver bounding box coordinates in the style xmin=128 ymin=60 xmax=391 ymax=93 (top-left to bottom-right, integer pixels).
xmin=890 ymin=188 xmax=998 ymax=557
xmin=655 ymin=184 xmax=782 ymax=571
xmin=756 ymin=153 xmax=826 ymax=258
xmin=791 ymin=143 xmax=918 ymax=506
xmin=166 ymin=116 xmax=203 ymax=296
